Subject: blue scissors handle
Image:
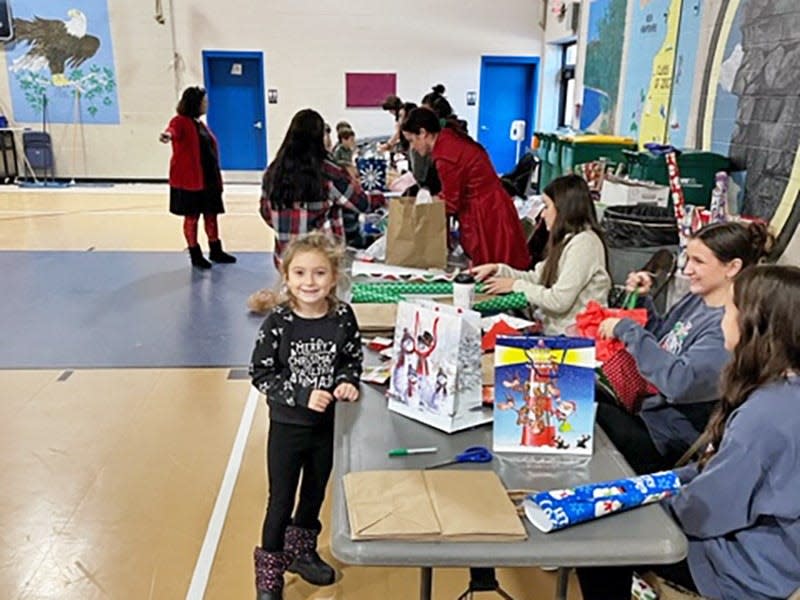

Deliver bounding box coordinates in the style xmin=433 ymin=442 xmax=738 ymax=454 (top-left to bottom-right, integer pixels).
xmin=455 ymin=445 xmax=493 ymax=463
xmin=426 ymin=445 xmax=493 ymax=469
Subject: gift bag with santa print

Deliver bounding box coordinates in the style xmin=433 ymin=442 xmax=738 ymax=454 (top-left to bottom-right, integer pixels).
xmin=387 ymin=300 xmax=489 ymax=433
xmin=493 ymin=336 xmax=597 ymax=455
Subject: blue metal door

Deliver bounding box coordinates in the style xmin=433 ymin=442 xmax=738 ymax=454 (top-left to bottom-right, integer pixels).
xmin=202 ymin=51 xmax=267 ymax=170
xmin=477 ymin=56 xmax=539 ymax=174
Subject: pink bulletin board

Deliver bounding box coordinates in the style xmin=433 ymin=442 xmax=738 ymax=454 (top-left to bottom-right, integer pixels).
xmin=345 ymin=73 xmax=397 ymax=107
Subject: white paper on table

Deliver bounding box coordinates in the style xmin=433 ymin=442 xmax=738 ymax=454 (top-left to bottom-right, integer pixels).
xmin=351 ymin=260 xmax=451 ymax=281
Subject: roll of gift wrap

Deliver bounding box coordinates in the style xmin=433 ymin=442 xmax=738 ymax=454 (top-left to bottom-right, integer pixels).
xmin=523 ymin=471 xmax=681 ymax=532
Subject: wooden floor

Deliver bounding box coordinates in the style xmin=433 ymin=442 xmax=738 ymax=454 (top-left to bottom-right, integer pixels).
xmin=0 ymin=185 xmax=583 ymax=600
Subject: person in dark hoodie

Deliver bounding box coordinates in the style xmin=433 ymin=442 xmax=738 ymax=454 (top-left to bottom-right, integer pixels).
xmin=595 ymin=221 xmax=773 ymax=474
xmin=578 ymin=264 xmax=800 ymax=600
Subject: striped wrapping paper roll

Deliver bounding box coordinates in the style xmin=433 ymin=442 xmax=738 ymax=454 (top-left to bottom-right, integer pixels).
xmin=665 ymin=152 xmax=691 ymax=269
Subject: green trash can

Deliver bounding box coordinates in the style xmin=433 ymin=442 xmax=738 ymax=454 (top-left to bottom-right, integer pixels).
xmin=534 ymin=132 xmax=561 ymax=190
xmin=560 ymin=135 xmax=638 ymax=179
xmin=623 ymin=150 xmax=731 ymax=207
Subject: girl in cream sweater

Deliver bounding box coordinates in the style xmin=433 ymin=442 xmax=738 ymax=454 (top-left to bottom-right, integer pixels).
xmin=472 ymin=174 xmax=611 ymax=334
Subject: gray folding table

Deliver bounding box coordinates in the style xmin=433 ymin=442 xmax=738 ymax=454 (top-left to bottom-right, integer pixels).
xmin=330 ymin=378 xmax=687 ymax=600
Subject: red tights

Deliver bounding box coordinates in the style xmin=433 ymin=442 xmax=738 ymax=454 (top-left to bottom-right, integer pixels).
xmin=183 ymin=214 xmax=219 ymax=247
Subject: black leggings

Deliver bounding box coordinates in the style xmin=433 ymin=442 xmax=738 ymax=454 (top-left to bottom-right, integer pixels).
xmin=576 ymin=561 xmax=697 ymax=600
xmin=596 ymin=399 xmax=673 ymax=474
xmin=261 ymin=421 xmax=334 ymax=550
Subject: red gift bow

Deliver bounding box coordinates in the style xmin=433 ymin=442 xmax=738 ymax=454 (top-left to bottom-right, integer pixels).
xmin=574 ymin=300 xmax=649 ymax=362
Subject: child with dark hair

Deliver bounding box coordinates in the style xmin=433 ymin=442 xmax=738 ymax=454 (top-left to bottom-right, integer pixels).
xmin=332 ymin=127 xmax=356 ymax=167
xmin=260 ymin=109 xmax=368 ymax=264
xmin=578 ymin=265 xmax=800 ymax=600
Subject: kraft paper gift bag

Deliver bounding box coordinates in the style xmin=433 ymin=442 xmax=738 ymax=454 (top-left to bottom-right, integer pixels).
xmin=387 ymin=300 xmax=489 ymax=433
xmin=426 ymin=470 xmax=528 ymax=541
xmin=343 ymin=470 xmax=441 ymax=541
xmin=386 ymin=196 xmax=447 ymax=269
xmin=343 ymin=470 xmax=527 ymax=542
xmin=351 ymin=303 xmax=397 ymax=334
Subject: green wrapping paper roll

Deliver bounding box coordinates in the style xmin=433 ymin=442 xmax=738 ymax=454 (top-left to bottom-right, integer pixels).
xmin=350 ymin=281 xmax=454 ymax=303
xmin=352 ymin=281 xmax=455 ymax=297
xmin=350 ymin=281 xmax=527 ymax=314
xmin=472 ymin=292 xmax=529 ymax=313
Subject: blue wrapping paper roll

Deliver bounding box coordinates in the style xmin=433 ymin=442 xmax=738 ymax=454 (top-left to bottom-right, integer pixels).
xmin=523 ymin=471 xmax=681 ymax=533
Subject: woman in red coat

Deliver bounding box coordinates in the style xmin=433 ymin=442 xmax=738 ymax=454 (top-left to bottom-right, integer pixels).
xmin=160 ymin=86 xmax=236 ymax=269
xmin=401 ymin=107 xmax=530 ymax=270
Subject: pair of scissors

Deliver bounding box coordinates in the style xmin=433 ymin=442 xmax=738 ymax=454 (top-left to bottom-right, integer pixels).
xmin=425 ymin=445 xmax=493 ymax=470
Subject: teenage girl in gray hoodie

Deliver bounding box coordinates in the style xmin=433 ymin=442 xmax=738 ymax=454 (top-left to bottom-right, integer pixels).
xmin=579 ymin=265 xmax=800 ymax=600
xmin=596 ymin=221 xmax=772 ymax=473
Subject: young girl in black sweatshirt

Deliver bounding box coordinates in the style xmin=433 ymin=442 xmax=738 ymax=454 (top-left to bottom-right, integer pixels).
xmin=249 ymin=232 xmax=362 ymax=600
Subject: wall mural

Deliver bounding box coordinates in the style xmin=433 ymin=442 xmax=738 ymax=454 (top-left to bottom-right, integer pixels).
xmin=580 ymin=0 xmax=627 ymax=133
xmin=665 ymin=0 xmax=704 ymax=148
xmin=698 ymin=0 xmax=800 ymax=255
xmin=3 ymin=0 xmax=119 ymax=124
xmin=619 ymin=0 xmax=683 ymax=146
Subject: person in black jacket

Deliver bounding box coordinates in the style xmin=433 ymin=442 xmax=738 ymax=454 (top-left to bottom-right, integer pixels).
xmin=249 ymin=232 xmax=363 ymax=600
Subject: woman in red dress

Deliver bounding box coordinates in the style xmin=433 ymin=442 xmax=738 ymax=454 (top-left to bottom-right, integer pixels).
xmin=401 ymin=107 xmax=530 ymax=270
xmin=160 ymin=86 xmax=236 ymax=269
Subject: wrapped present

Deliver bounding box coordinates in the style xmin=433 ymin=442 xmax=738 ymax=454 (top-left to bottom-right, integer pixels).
xmin=709 ymin=171 xmax=729 ymax=223
xmin=357 ymin=156 xmax=388 ymax=192
xmin=523 ymin=471 xmax=681 ymax=532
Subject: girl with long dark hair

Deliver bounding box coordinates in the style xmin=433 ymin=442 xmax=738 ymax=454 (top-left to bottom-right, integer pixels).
xmin=472 ymin=174 xmax=611 ymax=334
xmin=578 ymin=265 xmax=800 ymax=600
xmin=595 ymin=221 xmax=774 ymax=475
xmin=260 ymin=109 xmax=368 ymax=265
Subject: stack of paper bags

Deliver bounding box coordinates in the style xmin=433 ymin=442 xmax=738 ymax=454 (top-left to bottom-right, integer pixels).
xmin=343 ymin=470 xmax=527 ymax=541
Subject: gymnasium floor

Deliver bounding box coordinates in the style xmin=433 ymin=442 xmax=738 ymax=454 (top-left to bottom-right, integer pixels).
xmin=0 ymin=184 xmax=581 ymax=600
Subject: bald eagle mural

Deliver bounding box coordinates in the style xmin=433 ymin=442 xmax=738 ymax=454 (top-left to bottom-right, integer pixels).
xmin=11 ymin=9 xmax=100 ymax=87
xmin=3 ymin=2 xmax=119 ymax=124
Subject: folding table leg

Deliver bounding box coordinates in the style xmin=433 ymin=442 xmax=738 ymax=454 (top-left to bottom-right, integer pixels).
xmin=420 ymin=566 xmax=433 ymax=600
xmin=554 ymin=567 xmax=569 ymax=600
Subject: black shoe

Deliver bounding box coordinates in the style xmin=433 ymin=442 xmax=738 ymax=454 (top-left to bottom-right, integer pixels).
xmin=188 ymin=245 xmax=212 ymax=269
xmin=208 ymin=239 xmax=237 ymax=263
xmin=287 ymin=551 xmax=335 ymax=586
xmin=256 ymin=592 xmax=282 ymax=600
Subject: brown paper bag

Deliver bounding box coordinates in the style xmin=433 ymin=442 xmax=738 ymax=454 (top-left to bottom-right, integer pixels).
xmin=386 ymin=197 xmax=447 ymax=269
xmin=343 ymin=470 xmax=527 ymax=542
xmin=426 ymin=470 xmax=528 ymax=541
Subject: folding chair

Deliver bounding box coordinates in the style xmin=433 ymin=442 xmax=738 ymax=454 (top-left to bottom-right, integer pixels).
xmin=22 ymin=131 xmax=55 ymax=182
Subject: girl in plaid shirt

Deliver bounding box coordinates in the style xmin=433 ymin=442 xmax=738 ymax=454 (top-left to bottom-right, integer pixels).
xmin=260 ymin=109 xmax=368 ymax=266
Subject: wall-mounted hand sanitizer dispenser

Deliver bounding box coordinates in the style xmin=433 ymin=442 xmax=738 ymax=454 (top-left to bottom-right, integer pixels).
xmin=509 ymin=120 xmax=526 ymax=142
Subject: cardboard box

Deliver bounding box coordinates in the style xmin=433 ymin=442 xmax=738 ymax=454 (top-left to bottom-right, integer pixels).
xmin=601 ymin=175 xmax=670 ymax=207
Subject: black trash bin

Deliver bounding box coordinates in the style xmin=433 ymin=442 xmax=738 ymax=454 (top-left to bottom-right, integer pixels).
xmin=602 ymin=204 xmax=679 ymax=312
